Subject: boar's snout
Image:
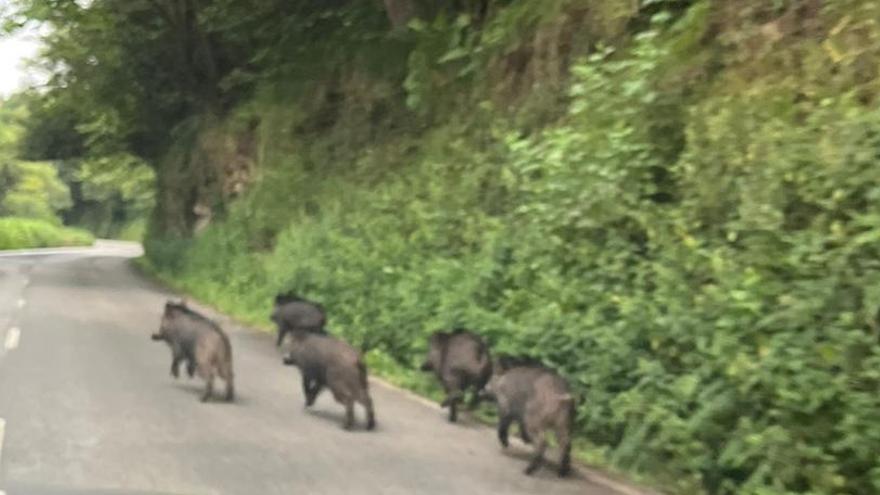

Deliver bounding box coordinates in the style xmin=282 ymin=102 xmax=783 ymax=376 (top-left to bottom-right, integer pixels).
xmin=151 ymin=333 xmax=164 ymax=341
xmin=282 ymin=354 xmax=297 ymax=366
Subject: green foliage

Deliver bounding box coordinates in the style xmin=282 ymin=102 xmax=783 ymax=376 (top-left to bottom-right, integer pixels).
xmin=16 ymin=0 xmax=880 ymax=493
xmin=0 ymin=99 xmax=74 ymax=223
xmin=0 ymin=217 xmax=94 ymax=250
xmin=144 ymin=2 xmax=880 ymax=493
xmin=73 ymin=153 xmax=155 ymax=237
xmin=0 ymin=161 xmax=72 ymax=222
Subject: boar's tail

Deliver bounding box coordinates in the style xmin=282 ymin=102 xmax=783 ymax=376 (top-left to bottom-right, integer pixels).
xmin=358 ymin=360 xmax=369 ymax=391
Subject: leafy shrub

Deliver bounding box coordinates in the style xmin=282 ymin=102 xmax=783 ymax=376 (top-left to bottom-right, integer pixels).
xmin=145 ymin=2 xmax=880 ymax=494
xmin=0 ymin=161 xmax=72 ymax=223
xmin=0 ymin=217 xmax=94 ymax=250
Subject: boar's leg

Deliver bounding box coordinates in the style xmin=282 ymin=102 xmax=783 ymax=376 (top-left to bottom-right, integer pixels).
xmin=343 ymin=399 xmax=355 ymax=430
xmin=224 ymin=379 xmax=235 ymax=402
xmin=306 ymin=381 xmax=324 ymax=406
xmin=359 ymin=393 xmax=376 ymax=431
xmin=275 ymin=326 xmax=288 ymax=347
xmin=497 ymin=414 xmax=514 ymax=447
xmin=555 ymin=409 xmax=573 ymax=477
xmin=301 ymin=376 xmax=311 ymax=405
xmin=557 ymin=434 xmax=572 ymax=477
xmin=219 ymin=363 xmax=235 ymax=402
xmin=186 ymin=359 xmax=196 ymax=378
xmin=303 ymin=376 xmax=324 ymax=407
xmin=441 ymin=374 xmax=464 ymax=422
xmin=200 ymin=367 xmax=215 ymax=402
xmin=170 ymin=356 xmax=183 ymax=378
xmin=524 ymin=427 xmax=547 ymax=476
xmin=518 ymin=419 xmax=532 ymax=444
xmin=446 ymin=397 xmax=458 ymax=423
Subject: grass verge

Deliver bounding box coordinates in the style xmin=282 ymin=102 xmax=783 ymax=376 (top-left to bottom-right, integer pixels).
xmin=0 ymin=217 xmax=95 ymax=250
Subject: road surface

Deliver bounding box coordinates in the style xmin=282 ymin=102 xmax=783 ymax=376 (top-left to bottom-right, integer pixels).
xmin=0 ymin=242 xmax=637 ymax=495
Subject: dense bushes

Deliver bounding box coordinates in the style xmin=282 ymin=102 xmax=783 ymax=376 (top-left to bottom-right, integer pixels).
xmin=0 ymin=217 xmax=94 ymax=250
xmin=140 ymin=1 xmax=880 ymax=494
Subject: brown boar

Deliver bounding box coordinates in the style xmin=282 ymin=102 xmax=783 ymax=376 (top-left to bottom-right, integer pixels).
xmin=282 ymin=331 xmax=375 ymax=431
xmin=483 ymin=357 xmax=575 ymax=477
xmin=271 ymin=292 xmax=326 ymax=347
xmin=420 ymin=329 xmax=492 ymax=422
xmin=151 ymin=300 xmax=235 ymax=403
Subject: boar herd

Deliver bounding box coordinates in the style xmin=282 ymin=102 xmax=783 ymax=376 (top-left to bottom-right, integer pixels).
xmin=151 ymin=293 xmax=576 ymax=477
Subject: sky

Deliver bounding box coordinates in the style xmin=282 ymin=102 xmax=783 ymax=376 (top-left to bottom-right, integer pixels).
xmin=0 ymin=25 xmax=43 ymax=97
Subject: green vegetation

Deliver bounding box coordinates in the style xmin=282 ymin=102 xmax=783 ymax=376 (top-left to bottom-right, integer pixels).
xmin=8 ymin=0 xmax=880 ymax=493
xmin=0 ymin=217 xmax=94 ymax=250
xmin=0 ymin=89 xmax=154 ymax=239
xmin=0 ymin=95 xmax=90 ymax=247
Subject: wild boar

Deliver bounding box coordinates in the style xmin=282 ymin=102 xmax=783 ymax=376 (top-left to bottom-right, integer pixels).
xmin=151 ymin=300 xmax=235 ymax=403
xmin=420 ymin=328 xmax=492 ymax=422
xmin=271 ymin=292 xmax=326 ymax=347
xmin=483 ymin=356 xmax=575 ymax=477
xmin=282 ymin=331 xmax=375 ymax=431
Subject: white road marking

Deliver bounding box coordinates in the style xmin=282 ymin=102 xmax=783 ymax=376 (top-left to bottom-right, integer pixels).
xmin=16 ymin=298 xmax=25 ymax=309
xmin=4 ymin=328 xmax=20 ymax=350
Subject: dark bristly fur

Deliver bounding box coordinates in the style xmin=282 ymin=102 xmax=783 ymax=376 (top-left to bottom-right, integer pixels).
xmin=420 ymin=328 xmax=492 ymax=422
xmin=271 ymin=292 xmax=326 ymax=347
xmin=483 ymin=359 xmax=575 ymax=477
xmin=151 ymin=300 xmax=235 ymax=403
xmin=282 ymin=331 xmax=375 ymax=431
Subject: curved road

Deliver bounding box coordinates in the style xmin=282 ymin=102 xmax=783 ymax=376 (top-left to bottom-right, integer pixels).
xmin=0 ymin=242 xmax=640 ymax=495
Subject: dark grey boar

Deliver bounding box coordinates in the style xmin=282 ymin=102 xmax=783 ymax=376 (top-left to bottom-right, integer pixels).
xmin=420 ymin=328 xmax=491 ymax=422
xmin=151 ymin=300 xmax=235 ymax=403
xmin=282 ymin=332 xmax=375 ymax=431
xmin=271 ymin=292 xmax=326 ymax=347
xmin=483 ymin=356 xmax=575 ymax=477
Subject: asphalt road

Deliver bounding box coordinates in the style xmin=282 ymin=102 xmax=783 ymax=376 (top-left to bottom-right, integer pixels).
xmin=0 ymin=242 xmax=636 ymax=495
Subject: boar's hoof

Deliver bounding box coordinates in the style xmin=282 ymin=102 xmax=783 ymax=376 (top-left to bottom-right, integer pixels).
xmin=557 ymin=465 xmax=571 ymax=478
xmin=524 ymin=464 xmax=539 ymax=476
